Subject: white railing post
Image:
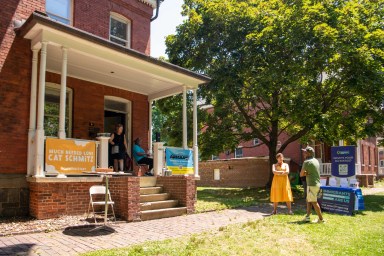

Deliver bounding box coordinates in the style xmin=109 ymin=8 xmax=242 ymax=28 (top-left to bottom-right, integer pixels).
xmin=182 ymin=86 xmax=187 ymax=149
xmin=34 ymin=41 xmax=48 ymax=177
xmin=58 ymin=47 xmax=68 ymax=139
xmin=27 ymin=48 xmax=39 ymax=177
xmin=192 ymin=89 xmax=199 ymax=178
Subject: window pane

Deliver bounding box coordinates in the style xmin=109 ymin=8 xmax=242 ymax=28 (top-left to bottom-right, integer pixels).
xmin=46 ymin=0 xmax=70 ymax=19
xmin=110 ymin=37 xmax=127 ymax=47
xmin=45 ymin=87 xmax=71 ymax=137
xmin=110 ymin=18 xmax=127 ymax=40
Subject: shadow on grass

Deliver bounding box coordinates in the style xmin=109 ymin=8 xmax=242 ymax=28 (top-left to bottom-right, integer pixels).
xmin=361 ymin=194 xmax=384 ymax=212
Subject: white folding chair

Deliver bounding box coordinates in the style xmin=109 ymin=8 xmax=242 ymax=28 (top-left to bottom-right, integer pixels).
xmin=87 ymin=185 xmax=116 ymax=223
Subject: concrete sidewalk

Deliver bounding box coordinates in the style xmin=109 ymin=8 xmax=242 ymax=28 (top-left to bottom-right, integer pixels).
xmin=0 ymin=204 xmax=272 ymax=256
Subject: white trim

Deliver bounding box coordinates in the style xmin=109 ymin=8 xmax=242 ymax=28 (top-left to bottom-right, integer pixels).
xmin=59 ymin=47 xmax=68 ymax=139
xmin=182 ymin=86 xmax=187 ymax=149
xmin=109 ymin=12 xmax=131 ymax=48
xmin=104 ymin=96 xmax=132 ymax=156
xmin=193 ymin=89 xmax=199 ymax=178
xmin=138 ymin=0 xmax=157 ymax=8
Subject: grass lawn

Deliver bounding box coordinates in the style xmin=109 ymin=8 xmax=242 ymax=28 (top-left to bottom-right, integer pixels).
xmin=195 ymin=186 xmax=304 ymax=213
xmin=82 ymin=192 xmax=384 ymax=256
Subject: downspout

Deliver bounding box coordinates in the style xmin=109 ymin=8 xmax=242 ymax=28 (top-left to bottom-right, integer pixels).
xmin=150 ymin=0 xmax=162 ymax=22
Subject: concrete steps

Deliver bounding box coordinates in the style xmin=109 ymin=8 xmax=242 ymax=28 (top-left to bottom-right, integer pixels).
xmin=138 ymin=179 xmax=186 ymax=221
xmin=140 ymin=200 xmax=179 ymax=211
xmin=141 ymin=207 xmax=187 ymax=221
xmin=140 ymin=177 xmax=157 ymax=187
xmin=140 ymin=193 xmax=170 ymax=203
xmin=140 ymin=186 xmax=163 ymax=195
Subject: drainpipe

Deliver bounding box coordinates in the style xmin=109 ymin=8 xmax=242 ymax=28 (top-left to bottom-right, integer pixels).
xmin=150 ymin=0 xmax=163 ymax=22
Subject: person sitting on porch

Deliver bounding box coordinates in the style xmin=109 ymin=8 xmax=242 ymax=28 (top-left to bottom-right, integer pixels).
xmin=133 ymin=138 xmax=153 ymax=176
xmin=109 ymin=124 xmax=128 ymax=172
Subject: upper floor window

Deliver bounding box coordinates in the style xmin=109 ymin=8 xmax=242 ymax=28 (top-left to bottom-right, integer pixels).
xmin=235 ymin=147 xmax=243 ymax=158
xmin=253 ymin=138 xmax=259 ymax=146
xmin=110 ymin=13 xmax=131 ymax=48
xmin=46 ymin=0 xmax=72 ymax=25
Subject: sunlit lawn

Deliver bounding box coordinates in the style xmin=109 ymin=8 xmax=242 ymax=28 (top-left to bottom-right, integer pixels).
xmin=195 ymin=186 xmax=304 ymax=213
xmin=82 ymin=192 xmax=384 ymax=256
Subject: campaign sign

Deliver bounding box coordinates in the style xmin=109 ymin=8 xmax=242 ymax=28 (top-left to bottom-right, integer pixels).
xmin=165 ymin=147 xmax=193 ymax=175
xmin=331 ymin=146 xmax=356 ymax=177
xmin=45 ymin=138 xmax=96 ymax=174
xmin=318 ymin=187 xmax=356 ymax=215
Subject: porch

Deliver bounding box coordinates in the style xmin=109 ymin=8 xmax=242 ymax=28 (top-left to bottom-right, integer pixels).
xmin=17 ymin=12 xmax=209 ymax=220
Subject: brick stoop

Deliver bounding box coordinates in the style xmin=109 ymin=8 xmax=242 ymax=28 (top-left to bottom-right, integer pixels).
xmin=139 ymin=185 xmax=186 ymax=221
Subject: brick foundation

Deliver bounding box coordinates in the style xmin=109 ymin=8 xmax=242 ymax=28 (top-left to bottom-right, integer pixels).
xmin=28 ymin=176 xmax=141 ymax=221
xmin=156 ymin=176 xmax=196 ymax=214
xmin=0 ymin=174 xmax=29 ymax=217
xmin=198 ymin=158 xmax=271 ymax=188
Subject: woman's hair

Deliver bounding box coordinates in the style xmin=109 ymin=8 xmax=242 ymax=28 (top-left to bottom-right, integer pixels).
xmin=115 ymin=123 xmax=123 ymax=131
xmin=276 ymin=153 xmax=284 ymax=159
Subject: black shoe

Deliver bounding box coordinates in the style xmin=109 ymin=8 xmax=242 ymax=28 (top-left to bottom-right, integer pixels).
xmin=145 ymin=172 xmax=154 ymax=176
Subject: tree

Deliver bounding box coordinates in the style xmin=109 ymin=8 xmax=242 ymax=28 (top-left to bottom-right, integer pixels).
xmin=164 ymin=0 xmax=384 ymax=184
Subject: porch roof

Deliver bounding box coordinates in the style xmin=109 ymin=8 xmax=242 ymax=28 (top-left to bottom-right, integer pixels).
xmin=17 ymin=12 xmax=210 ymax=101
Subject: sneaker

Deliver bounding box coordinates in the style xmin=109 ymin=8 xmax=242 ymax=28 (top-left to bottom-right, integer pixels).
xmin=303 ymin=215 xmax=310 ymax=222
xmin=288 ymin=210 xmax=294 ymax=215
xmin=312 ymin=219 xmax=325 ymax=224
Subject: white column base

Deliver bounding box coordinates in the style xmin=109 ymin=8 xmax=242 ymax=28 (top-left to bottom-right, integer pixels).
xmin=34 ymin=129 xmax=45 ymax=177
xmin=27 ymin=129 xmax=36 ymax=177
xmin=193 ymin=145 xmax=199 ymax=178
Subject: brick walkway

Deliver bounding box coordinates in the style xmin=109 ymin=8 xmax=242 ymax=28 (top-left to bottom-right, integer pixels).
xmin=0 ymin=204 xmax=273 ymax=256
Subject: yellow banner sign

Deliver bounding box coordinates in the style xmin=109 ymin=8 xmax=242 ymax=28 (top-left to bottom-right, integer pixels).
xmin=45 ymin=138 xmax=96 ymax=174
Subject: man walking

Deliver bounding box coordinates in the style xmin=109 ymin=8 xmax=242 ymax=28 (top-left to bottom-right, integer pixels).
xmin=300 ymin=146 xmax=325 ymax=223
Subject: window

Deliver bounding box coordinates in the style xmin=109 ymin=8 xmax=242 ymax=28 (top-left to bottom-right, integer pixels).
xmin=380 ymin=160 xmax=384 ymax=168
xmin=253 ymin=138 xmax=259 ymax=146
xmin=110 ymin=13 xmax=131 ymax=48
xmin=235 ymin=148 xmax=243 ymax=158
xmin=46 ymin=0 xmax=72 ymax=25
xmin=44 ymin=83 xmax=73 ymax=137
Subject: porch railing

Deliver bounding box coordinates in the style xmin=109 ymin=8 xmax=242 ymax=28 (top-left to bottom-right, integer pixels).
xmin=320 ymin=163 xmax=362 ymax=176
xmin=320 ymin=163 xmax=332 ymax=176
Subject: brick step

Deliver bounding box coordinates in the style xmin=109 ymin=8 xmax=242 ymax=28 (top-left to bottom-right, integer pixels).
xmin=140 ymin=186 xmax=163 ymax=195
xmin=140 ymin=193 xmax=170 ymax=203
xmin=140 ymin=200 xmax=179 ymax=211
xmin=140 ymin=207 xmax=187 ymax=221
xmin=140 ymin=177 xmax=157 ymax=188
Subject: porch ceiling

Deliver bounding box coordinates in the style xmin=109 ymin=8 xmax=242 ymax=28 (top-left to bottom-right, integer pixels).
xmin=18 ymin=12 xmax=210 ymax=101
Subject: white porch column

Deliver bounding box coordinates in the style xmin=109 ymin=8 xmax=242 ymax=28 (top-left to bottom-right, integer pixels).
xmin=34 ymin=41 xmax=48 ymax=177
xmin=192 ymin=89 xmax=199 ymax=178
xmin=58 ymin=47 xmax=68 ymax=139
xmin=356 ymin=139 xmax=362 ymax=174
xmin=27 ymin=48 xmax=39 ymax=177
xmin=182 ymin=86 xmax=188 ymax=149
xmin=148 ymin=100 xmax=153 ymax=154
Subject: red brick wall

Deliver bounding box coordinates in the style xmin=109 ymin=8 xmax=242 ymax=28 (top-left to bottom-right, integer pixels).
xmin=156 ymin=176 xmax=196 ymax=214
xmin=0 ymin=0 xmax=44 ymax=174
xmin=217 ymin=133 xmax=302 ymax=172
xmin=29 ymin=176 xmax=141 ymax=221
xmin=73 ymin=0 xmax=152 ymax=55
xmin=45 ymin=72 xmax=149 ymax=149
xmin=360 ymin=138 xmax=378 ymax=174
xmin=198 ymin=158 xmax=271 ymax=188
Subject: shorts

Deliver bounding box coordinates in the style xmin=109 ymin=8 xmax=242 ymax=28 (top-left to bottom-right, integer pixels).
xmin=306 ymin=186 xmax=320 ymax=202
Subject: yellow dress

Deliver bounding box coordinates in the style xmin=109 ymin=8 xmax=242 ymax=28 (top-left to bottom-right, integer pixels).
xmin=270 ymin=163 xmax=293 ymax=202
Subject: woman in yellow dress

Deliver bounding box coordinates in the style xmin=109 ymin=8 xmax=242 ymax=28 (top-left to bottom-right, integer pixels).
xmin=270 ymin=153 xmax=293 ymax=215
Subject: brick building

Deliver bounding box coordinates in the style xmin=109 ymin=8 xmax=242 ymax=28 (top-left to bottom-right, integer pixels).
xmin=0 ymin=0 xmax=209 ymax=218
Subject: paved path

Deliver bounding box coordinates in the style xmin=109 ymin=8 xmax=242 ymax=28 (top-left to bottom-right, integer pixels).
xmin=0 ymin=205 xmax=272 ymax=256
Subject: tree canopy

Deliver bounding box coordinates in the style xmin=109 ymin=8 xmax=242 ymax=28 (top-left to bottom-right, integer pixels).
xmin=161 ymin=0 xmax=384 ymax=167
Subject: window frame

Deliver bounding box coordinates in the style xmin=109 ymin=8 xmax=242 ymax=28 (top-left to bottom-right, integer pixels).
xmin=45 ymin=83 xmax=73 ymax=138
xmin=109 ymin=12 xmax=131 ymax=48
xmin=235 ymin=147 xmax=243 ymax=158
xmin=45 ymin=0 xmax=73 ymax=25
xmin=253 ymin=138 xmax=259 ymax=146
